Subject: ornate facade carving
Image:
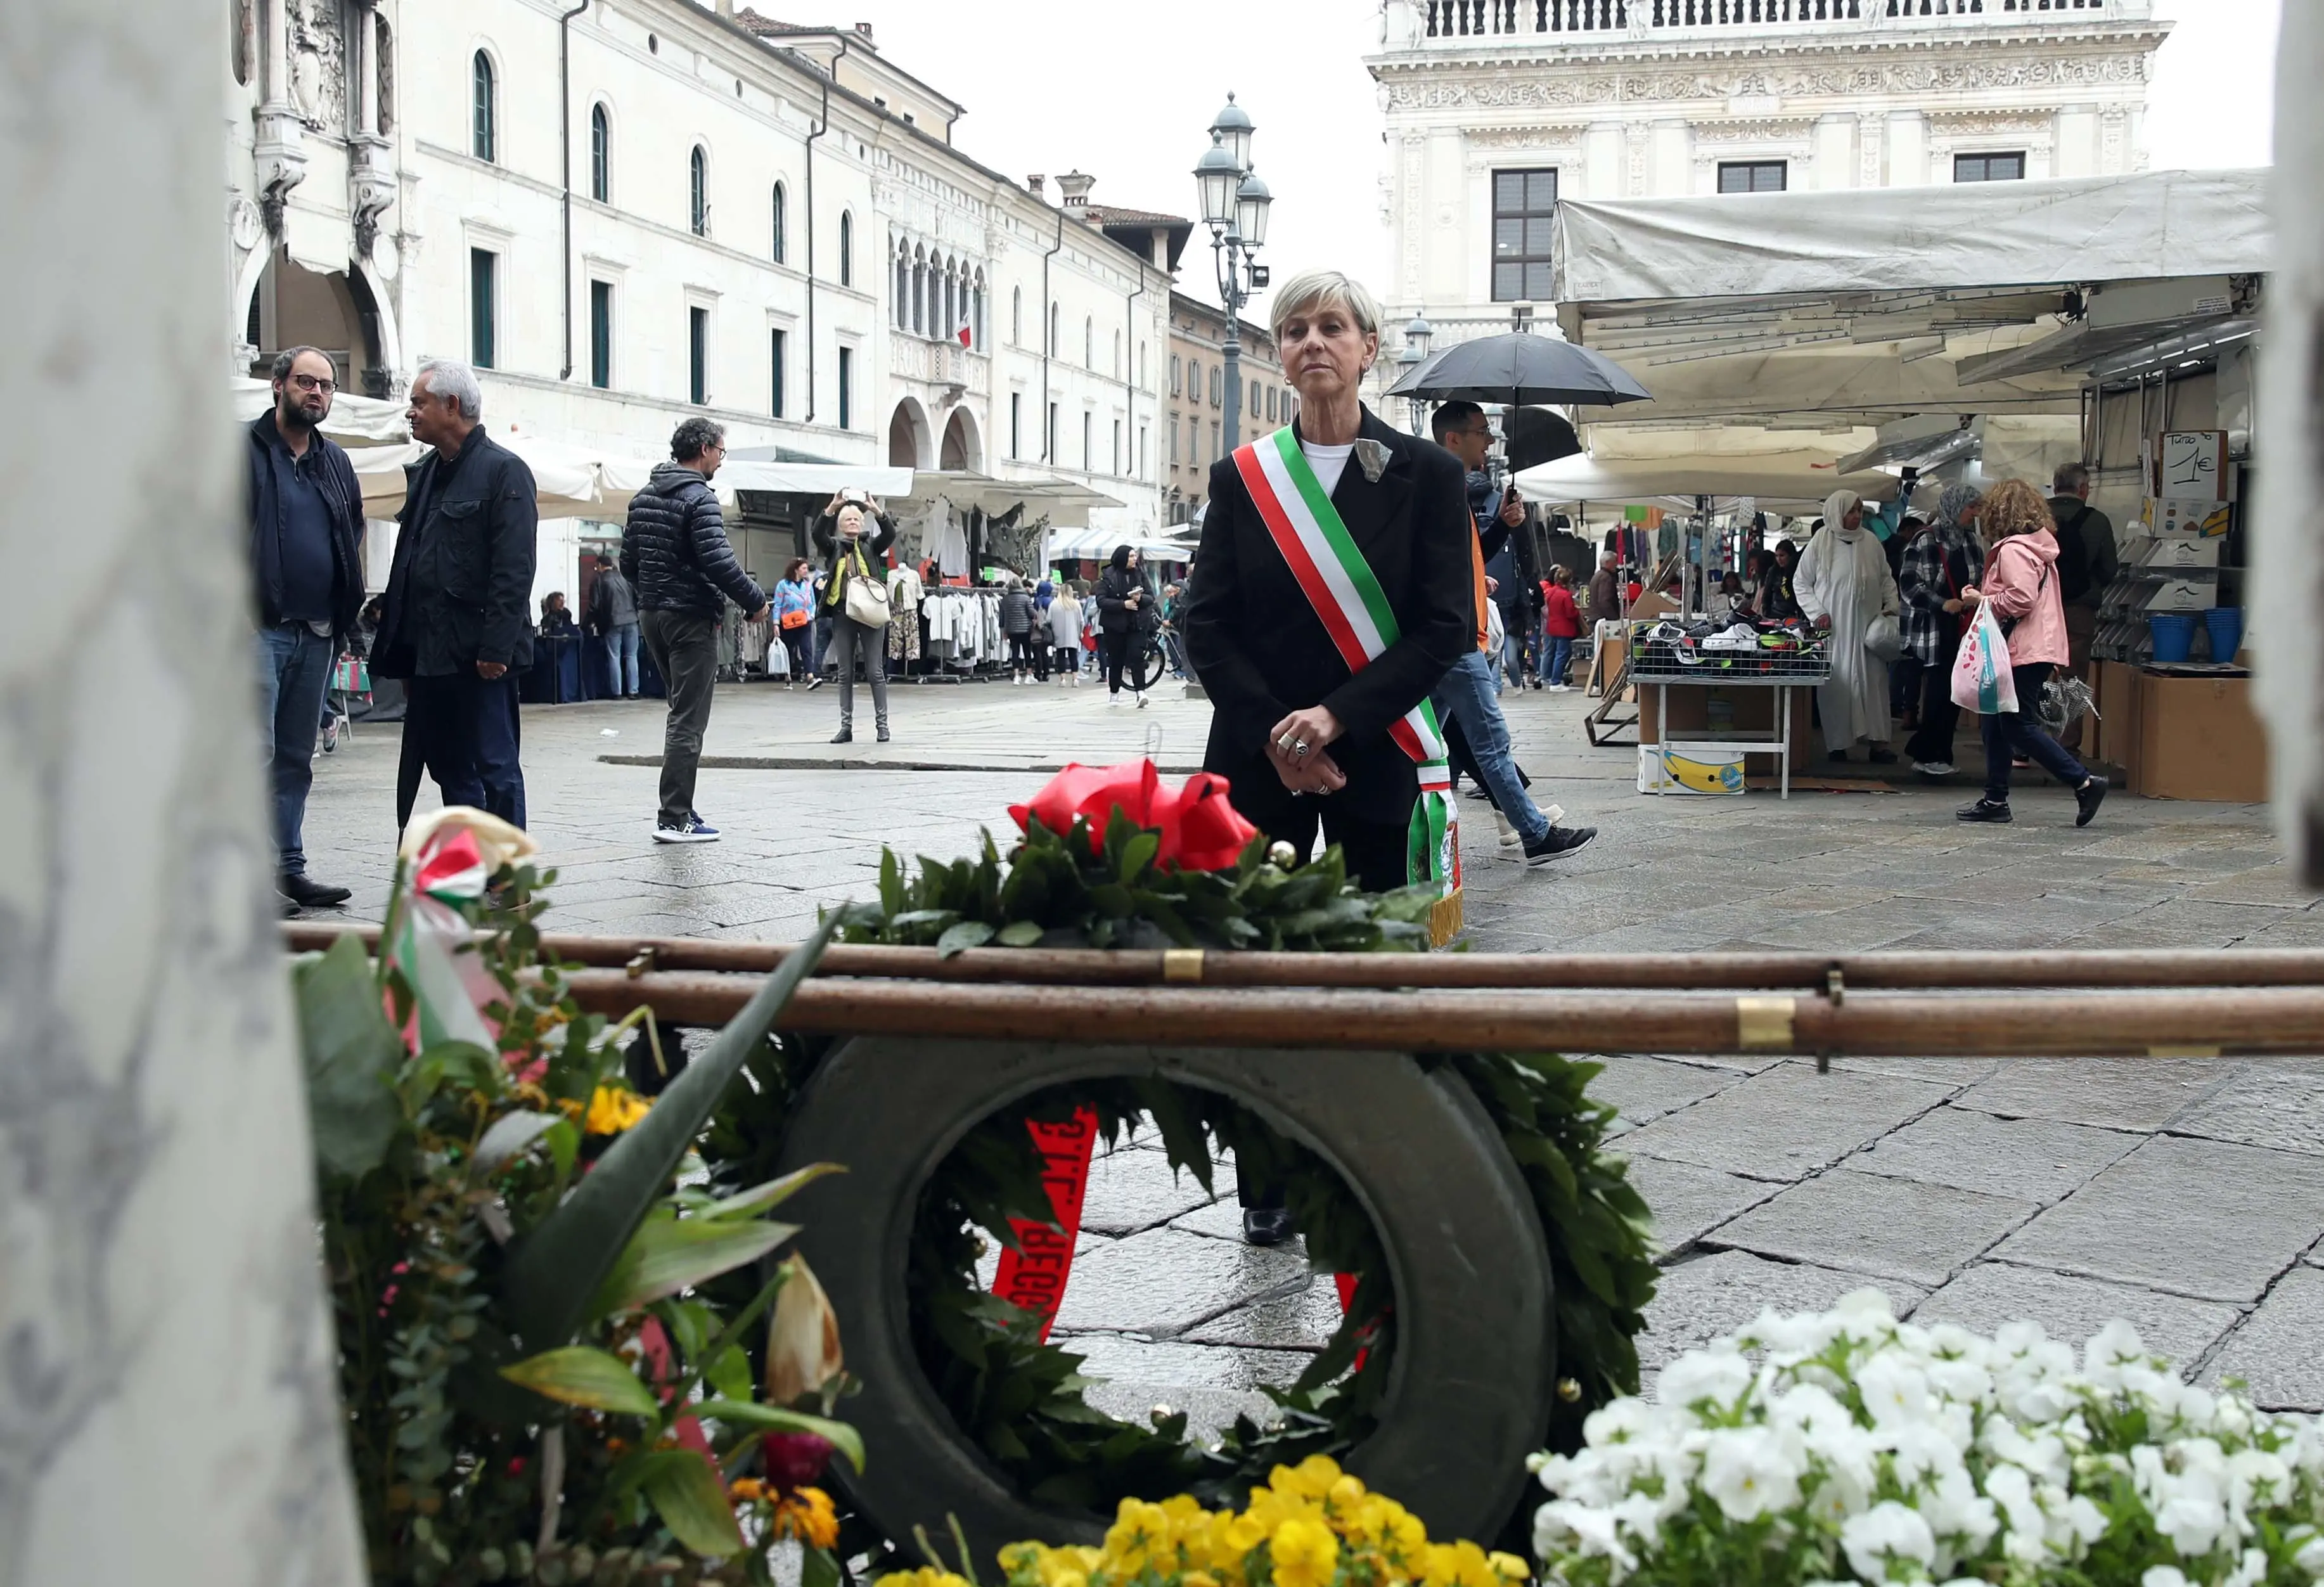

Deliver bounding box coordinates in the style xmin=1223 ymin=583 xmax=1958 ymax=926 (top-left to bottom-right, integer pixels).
xmin=288 ymin=0 xmax=348 ymax=134
xmin=1925 ymin=108 xmax=2059 ymax=136
xmin=1463 ymin=123 xmax=1588 ymax=148
xmin=1689 ymin=116 xmax=1816 ymax=145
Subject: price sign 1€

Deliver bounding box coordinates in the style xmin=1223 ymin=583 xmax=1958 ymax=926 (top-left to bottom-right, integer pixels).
xmin=2156 ymin=430 xmax=2228 ymax=502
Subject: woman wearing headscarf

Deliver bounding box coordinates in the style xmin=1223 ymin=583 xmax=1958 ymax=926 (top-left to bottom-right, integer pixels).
xmin=1095 ymin=544 xmax=1158 ymax=707
xmin=1794 ymin=488 xmax=1901 ymax=763
xmin=1897 ymin=484 xmax=1982 ymax=776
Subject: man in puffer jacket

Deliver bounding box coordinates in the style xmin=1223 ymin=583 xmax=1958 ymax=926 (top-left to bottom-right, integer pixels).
xmin=620 ymin=417 xmax=767 ymax=844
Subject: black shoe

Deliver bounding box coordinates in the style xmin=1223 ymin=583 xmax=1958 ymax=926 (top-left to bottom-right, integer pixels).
xmin=1523 ymin=825 xmax=1598 ymax=865
xmin=1242 ymin=1207 xmax=1295 ymax=1247
xmin=876 ymin=724 xmax=891 ymax=743
xmin=1956 ymin=798 xmax=2013 ymax=824
xmin=1828 ymin=748 xmax=1849 ymax=763
xmin=2076 ymin=774 xmax=2108 ymax=828
xmin=806 ymin=674 xmax=825 ymax=691
xmin=279 ymin=872 xmax=352 ymax=908
xmin=831 ymin=726 xmax=852 ymax=743
xmin=1867 ymin=747 xmax=1898 ymax=765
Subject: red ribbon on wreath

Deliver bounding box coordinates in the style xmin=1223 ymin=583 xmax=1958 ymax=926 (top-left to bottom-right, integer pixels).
xmin=1008 ymin=759 xmax=1258 ymax=873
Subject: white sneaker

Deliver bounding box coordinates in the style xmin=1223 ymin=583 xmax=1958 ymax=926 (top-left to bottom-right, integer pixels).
xmin=1492 ymin=809 xmax=1520 ymax=850
xmin=1914 ymin=761 xmax=1956 ymax=777
xmin=1135 ymin=691 xmax=1148 ymax=709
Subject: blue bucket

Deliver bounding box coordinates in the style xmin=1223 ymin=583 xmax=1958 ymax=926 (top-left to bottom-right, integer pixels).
xmin=2205 ymin=606 xmax=2245 ymax=664
xmin=2149 ymin=611 xmax=2197 ymax=664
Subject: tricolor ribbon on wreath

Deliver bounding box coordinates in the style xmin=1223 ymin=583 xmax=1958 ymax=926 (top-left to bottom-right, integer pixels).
xmin=1233 ymin=426 xmax=1462 ymax=944
xmin=385 ymin=807 xmax=539 ymax=1053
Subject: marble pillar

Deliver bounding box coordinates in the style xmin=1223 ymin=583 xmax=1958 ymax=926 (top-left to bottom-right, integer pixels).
xmin=0 ymin=0 xmax=367 ymax=1581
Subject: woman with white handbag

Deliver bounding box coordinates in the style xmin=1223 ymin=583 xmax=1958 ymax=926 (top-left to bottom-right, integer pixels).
xmin=812 ymin=493 xmax=898 ymax=743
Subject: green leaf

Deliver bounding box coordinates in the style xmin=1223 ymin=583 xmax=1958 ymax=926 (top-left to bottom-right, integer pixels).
xmin=878 ymin=849 xmax=903 ymax=916
xmin=698 ymin=1162 xmax=847 ymax=1222
xmin=1117 ymin=831 xmax=1160 ymax=883
xmin=705 ymin=1345 xmax=754 ymax=1403
xmin=591 ymin=1218 xmax=802 ymax=1317
xmin=935 ymin=920 xmax=995 ymax=958
xmin=293 ymin=934 xmax=404 ymax=1178
xmin=995 ymin=919 xmax=1044 ymax=948
xmin=500 ymin=915 xmax=838 ymax=1352
xmin=473 ymin=1109 xmax=558 ymax=1175
xmin=499 ymin=1346 xmax=660 ymax=1418
xmin=694 ymin=1400 xmax=866 ymax=1473
xmin=638 ymin=1448 xmax=746 ymax=1558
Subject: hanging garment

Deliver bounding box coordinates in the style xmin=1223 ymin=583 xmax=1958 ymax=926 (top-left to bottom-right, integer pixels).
xmin=1795 ymin=515 xmax=1901 ymax=752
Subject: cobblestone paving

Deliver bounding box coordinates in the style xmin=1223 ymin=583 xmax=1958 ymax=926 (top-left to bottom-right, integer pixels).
xmin=300 ymin=678 xmax=2324 ymax=1432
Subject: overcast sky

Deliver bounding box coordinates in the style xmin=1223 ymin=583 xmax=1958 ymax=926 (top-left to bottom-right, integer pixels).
xmin=797 ymin=0 xmax=2277 ymax=317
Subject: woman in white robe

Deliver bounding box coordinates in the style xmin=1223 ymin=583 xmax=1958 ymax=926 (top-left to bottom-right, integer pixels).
xmin=1795 ymin=489 xmax=1901 ymax=761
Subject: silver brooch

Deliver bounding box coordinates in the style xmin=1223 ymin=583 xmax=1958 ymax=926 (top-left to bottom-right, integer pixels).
xmin=1354 ymin=439 xmax=1391 ymax=484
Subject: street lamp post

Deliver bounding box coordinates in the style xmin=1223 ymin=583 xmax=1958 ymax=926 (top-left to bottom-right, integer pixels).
xmin=1193 ymin=94 xmax=1271 ymax=454
xmin=1401 ymin=311 xmax=1433 ymax=435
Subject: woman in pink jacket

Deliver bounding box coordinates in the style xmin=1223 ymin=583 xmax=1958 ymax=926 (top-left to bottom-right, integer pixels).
xmin=1956 ymin=479 xmax=2107 ymax=827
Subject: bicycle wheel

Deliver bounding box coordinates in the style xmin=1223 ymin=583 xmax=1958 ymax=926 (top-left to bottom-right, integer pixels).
xmin=1129 ymin=635 xmax=1167 ymax=691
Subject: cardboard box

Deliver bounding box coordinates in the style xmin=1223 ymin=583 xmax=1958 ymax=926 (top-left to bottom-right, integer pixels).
xmin=2094 ymin=659 xmax=2141 ymax=771
xmin=1637 ymin=746 xmax=1747 ymax=794
xmin=2129 ymin=670 xmax=2268 ymax=802
xmin=1640 ymin=683 xmax=1818 ymax=761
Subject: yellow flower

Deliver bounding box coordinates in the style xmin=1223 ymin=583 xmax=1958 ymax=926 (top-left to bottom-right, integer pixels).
xmin=771 ymin=1486 xmax=840 ymax=1549
xmin=1422 ymin=1541 xmax=1505 ymax=1587
xmin=880 ymin=1571 xmax=972 ymax=1587
xmin=1104 ymin=1498 xmax=1173 ymax=1575
xmin=583 ymin=1084 xmax=652 ymax=1134
xmin=1487 ymin=1552 xmax=1531 ymax=1581
xmin=1271 ymin=1517 xmax=1341 ymax=1587
xmin=1269 ymin=1456 xmax=1345 ymax=1503
xmin=1212 ymin=1512 xmax=1268 ymax=1571
xmin=727 ymin=1477 xmax=767 ymax=1503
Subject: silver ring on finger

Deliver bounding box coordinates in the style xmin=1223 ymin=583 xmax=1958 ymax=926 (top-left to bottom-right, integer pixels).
xmin=1294 ymin=740 xmax=1311 ymax=757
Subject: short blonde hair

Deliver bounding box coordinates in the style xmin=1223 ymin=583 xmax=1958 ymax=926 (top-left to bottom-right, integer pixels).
xmin=1268 ymin=269 xmax=1382 ymax=344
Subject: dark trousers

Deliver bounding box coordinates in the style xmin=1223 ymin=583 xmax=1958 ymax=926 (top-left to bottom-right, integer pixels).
xmin=1981 ymin=662 xmax=2088 ymax=803
xmin=642 ymin=608 xmax=719 ymax=823
xmin=1101 ymin=627 xmax=1140 ymax=695
xmin=1007 ymin=632 xmax=1040 ymax=674
xmin=396 ymin=670 xmax=526 ymax=832
xmin=1905 ymin=638 xmax=1963 ymax=765
xmin=1234 ymin=791 xmax=1410 ymax=1214
xmin=778 ymin=624 xmax=811 ymax=681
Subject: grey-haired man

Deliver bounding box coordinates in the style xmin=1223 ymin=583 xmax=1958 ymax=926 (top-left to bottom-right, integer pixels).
xmin=245 ymin=345 xmax=366 ymax=909
xmin=373 ymin=360 xmax=538 ymax=833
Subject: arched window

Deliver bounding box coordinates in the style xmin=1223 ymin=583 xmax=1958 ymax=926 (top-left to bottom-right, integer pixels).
xmin=893 ymin=240 xmax=909 ymax=328
xmin=588 ymin=103 xmax=610 ymax=201
xmin=839 ymin=212 xmax=853 ymax=286
xmin=1011 ymin=286 xmax=1023 ymax=345
xmin=942 ymin=259 xmax=958 ymax=339
xmin=973 ymin=271 xmax=987 ymax=350
xmin=472 ymin=51 xmax=496 ymax=162
xmin=771 ymin=182 xmax=787 ymax=264
xmin=911 ymin=246 xmax=925 ymax=335
xmin=689 ymin=145 xmax=708 ymax=236
xmin=1084 ymin=316 xmax=1094 ymax=368
xmin=1112 ymin=329 xmax=1121 ymax=378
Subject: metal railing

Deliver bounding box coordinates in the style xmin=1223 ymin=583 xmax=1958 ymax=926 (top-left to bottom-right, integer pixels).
xmin=1417 ymin=0 xmax=2123 ymax=41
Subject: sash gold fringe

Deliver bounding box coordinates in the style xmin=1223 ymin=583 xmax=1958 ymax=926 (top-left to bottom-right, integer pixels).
xmin=1427 ymin=887 xmax=1464 ymax=949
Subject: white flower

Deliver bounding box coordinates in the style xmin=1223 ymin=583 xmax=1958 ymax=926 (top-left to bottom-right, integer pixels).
xmin=1833 ymin=1288 xmax=1904 ymax=1343
xmin=1922 ymin=1465 xmax=1999 ymax=1555
xmin=1886 ymin=1420 xmax=1965 ymax=1488
xmin=2292 ymin=1530 xmax=2324 ymax=1576
xmin=1858 ymin=1351 xmax=1934 ymax=1432
xmin=2224 ymin=1547 xmax=2269 ymax=1587
xmin=1534 ymin=1500 xmax=1638 ymax=1576
xmin=1840 ymin=1500 xmax=1936 ymax=1583
xmin=1745 ymin=1305 xmax=1842 ymax=1361
xmin=1699 ymin=1426 xmax=1803 ymax=1522
xmin=1658 ymin=1346 xmax=1753 ymax=1415
xmin=2083 ymin=1318 xmax=2150 ymax=1388
xmin=2143 ymin=1567 xmax=2190 ymax=1587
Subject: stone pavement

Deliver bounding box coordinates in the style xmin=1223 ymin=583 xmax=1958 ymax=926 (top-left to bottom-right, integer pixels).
xmin=299 ymin=674 xmax=2324 ymax=1432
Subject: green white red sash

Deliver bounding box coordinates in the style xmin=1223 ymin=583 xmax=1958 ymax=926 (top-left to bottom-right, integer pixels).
xmin=1233 ymin=426 xmax=1460 ymax=898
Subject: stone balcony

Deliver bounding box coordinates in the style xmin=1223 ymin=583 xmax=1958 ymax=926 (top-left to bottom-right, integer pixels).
xmin=889 ymin=331 xmax=989 ymax=397
xmin=1387 ymin=0 xmax=2152 ymax=49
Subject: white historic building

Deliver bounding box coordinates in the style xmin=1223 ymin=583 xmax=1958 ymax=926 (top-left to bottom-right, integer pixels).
xmin=1367 ymin=0 xmax=2174 ymax=357
xmin=222 ymin=0 xmax=1175 ymax=594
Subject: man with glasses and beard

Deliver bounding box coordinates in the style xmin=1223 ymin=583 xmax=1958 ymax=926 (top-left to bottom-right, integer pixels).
xmin=244 ymin=345 xmax=366 ymax=911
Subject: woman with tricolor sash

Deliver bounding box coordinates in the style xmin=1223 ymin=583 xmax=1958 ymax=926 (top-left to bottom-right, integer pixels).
xmin=1179 ymin=269 xmax=1475 ymax=918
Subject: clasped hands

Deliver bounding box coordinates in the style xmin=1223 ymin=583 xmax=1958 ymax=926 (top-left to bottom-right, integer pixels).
xmin=1266 ymin=704 xmax=1346 ymax=796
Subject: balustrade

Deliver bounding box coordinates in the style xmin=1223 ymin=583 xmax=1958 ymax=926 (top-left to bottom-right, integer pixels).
xmin=1417 ymin=0 xmax=2119 ymax=39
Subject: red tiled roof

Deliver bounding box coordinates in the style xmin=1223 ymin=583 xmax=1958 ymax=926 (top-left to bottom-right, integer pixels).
xmin=733 ymin=10 xmax=827 ymax=36
xmin=1076 ymin=204 xmax=1191 ymax=228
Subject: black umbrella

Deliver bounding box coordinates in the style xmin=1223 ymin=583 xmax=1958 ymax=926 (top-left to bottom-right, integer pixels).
xmin=1504 ymin=407 xmax=1583 ymax=472
xmin=1384 ymin=330 xmax=1652 ymax=408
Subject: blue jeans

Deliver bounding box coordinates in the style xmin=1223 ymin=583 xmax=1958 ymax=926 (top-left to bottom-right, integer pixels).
xmin=1546 ymin=634 xmax=1574 ymax=688
xmin=1981 ymin=662 xmax=2088 ymax=804
xmin=397 ymin=671 xmax=527 ymax=832
xmin=1432 ymin=650 xmax=1549 ymax=845
xmin=1500 ymin=620 xmax=1526 ymax=689
xmin=257 ymin=622 xmax=335 ymax=877
xmin=603 ymin=622 xmax=640 ymax=695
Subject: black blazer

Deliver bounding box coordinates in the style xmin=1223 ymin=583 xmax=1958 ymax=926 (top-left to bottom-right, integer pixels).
xmin=374 ymin=426 xmax=539 ymax=678
xmin=1181 ymin=407 xmax=1475 ymax=826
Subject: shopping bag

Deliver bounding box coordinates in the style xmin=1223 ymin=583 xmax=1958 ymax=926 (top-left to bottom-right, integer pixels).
xmin=1950 ymin=601 xmax=2018 ymax=715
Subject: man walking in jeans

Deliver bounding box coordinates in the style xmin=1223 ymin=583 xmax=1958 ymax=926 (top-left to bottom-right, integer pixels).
xmin=245 ymin=345 xmax=366 ymax=911
xmin=621 ymin=418 xmax=767 ymax=843
xmin=1428 ymin=402 xmax=1596 ymax=866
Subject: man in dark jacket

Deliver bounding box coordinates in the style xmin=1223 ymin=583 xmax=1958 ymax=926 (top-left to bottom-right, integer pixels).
xmin=2049 ymin=461 xmax=2118 ymax=752
xmin=621 ymin=417 xmax=766 ymax=842
xmin=247 ymin=345 xmax=367 ymax=909
xmin=373 ymin=360 xmax=537 ymax=832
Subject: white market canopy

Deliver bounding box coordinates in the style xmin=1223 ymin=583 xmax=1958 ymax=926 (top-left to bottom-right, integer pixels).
xmin=904 ymin=470 xmax=1122 ymax=529
xmin=1513 ymin=449 xmax=1892 ymax=515
xmin=1547 ymin=169 xmax=2271 ymax=428
xmin=230 ymin=376 xmax=412 ymax=446
xmin=1043 ymin=528 xmax=1188 ymax=565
